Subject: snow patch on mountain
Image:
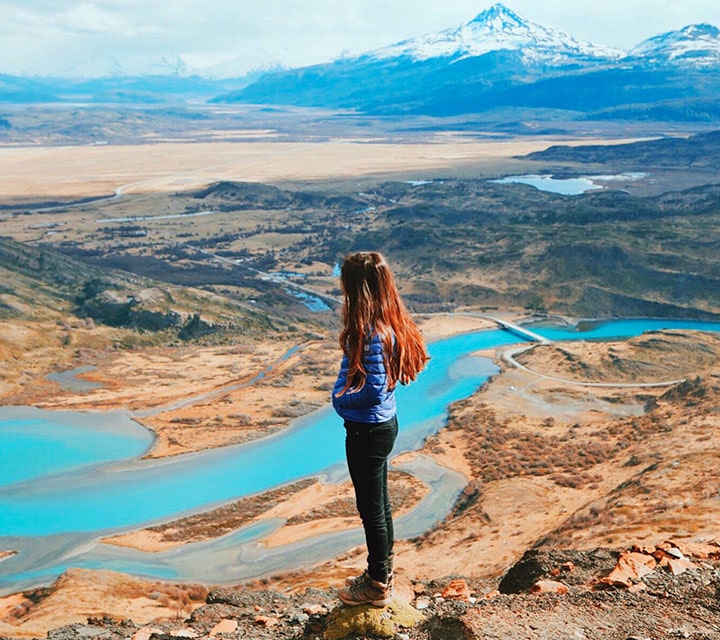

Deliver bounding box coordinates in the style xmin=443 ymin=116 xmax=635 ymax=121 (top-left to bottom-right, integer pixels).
xmin=628 ymin=23 xmax=720 ymax=66
xmin=202 ymin=54 xmax=285 ymax=80
xmin=364 ymin=3 xmax=624 ymax=66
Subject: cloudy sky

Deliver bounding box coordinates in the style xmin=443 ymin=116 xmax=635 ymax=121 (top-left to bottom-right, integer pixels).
xmin=1 ymin=0 xmax=719 ymax=76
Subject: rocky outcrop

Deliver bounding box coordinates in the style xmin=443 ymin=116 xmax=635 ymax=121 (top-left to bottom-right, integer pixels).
xmin=498 ymin=548 xmax=619 ymax=593
xmin=178 ymin=313 xmax=217 ymax=340
xmin=323 ymin=598 xmax=423 ymax=640
xmin=77 ymin=289 xmax=182 ymax=331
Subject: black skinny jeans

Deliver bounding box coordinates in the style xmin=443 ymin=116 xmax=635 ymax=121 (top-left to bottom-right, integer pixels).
xmin=344 ymin=415 xmax=398 ymax=584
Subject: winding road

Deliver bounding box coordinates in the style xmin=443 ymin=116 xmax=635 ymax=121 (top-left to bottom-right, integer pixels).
xmin=500 ymin=342 xmax=687 ymax=388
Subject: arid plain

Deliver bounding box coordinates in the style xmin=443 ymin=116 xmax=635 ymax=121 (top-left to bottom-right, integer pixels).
xmin=1 ymin=124 xmax=719 ymax=638
xmin=0 ymin=134 xmax=647 ymax=200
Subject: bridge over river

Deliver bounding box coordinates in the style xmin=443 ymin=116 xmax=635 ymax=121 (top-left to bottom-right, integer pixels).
xmin=481 ymin=315 xmax=553 ymax=345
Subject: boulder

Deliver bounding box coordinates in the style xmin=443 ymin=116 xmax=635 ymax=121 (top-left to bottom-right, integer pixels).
xmin=530 ymin=580 xmax=569 ymax=595
xmin=599 ymin=552 xmax=657 ymax=588
xmin=441 ymin=579 xmax=473 ymax=601
xmin=323 ymin=598 xmax=424 ymax=640
xmin=208 ymin=619 xmax=237 ymax=637
xmin=667 ymin=557 xmax=699 ymax=576
xmin=499 ymin=548 xmax=618 ymax=593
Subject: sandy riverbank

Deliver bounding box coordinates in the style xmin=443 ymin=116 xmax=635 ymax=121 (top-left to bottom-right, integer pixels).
xmin=3 ymin=313 xmax=497 ymax=460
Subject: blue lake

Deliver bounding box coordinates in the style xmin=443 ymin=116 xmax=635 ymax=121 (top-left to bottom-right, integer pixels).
xmin=491 ymin=172 xmax=648 ymax=195
xmin=1 ymin=317 xmax=719 ymax=591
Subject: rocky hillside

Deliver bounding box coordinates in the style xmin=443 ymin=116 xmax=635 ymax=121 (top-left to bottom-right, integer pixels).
xmin=0 ymin=236 xmax=284 ymax=339
xmin=525 ymin=128 xmax=720 ymax=169
xmin=5 ymin=544 xmax=719 ymax=640
xmin=0 ymin=235 xmax=293 ymax=400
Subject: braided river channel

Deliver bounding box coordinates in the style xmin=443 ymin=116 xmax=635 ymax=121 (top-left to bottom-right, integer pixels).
xmin=1 ymin=318 xmax=719 ymax=593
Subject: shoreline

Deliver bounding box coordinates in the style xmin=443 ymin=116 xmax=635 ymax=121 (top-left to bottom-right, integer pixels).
xmin=0 ymin=454 xmax=465 ymax=597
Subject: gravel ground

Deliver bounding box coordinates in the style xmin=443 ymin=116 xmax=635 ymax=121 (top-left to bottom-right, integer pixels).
xmin=39 ymin=549 xmax=720 ymax=640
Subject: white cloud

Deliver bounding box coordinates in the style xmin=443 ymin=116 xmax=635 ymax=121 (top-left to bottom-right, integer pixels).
xmin=57 ymin=3 xmax=152 ymax=36
xmin=1 ymin=2 xmax=150 ymax=35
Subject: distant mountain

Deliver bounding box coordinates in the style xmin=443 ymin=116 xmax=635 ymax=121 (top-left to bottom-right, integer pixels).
xmin=217 ymin=3 xmax=720 ymax=119
xmin=628 ymin=23 xmax=720 ymax=67
xmin=0 ymin=73 xmax=59 ymax=103
xmin=365 ymin=3 xmax=622 ymax=66
xmin=201 ymin=54 xmax=285 ymax=81
xmin=0 ymin=74 xmax=252 ymax=105
xmin=0 ymin=54 xmax=279 ymax=104
xmin=41 ymin=54 xmax=196 ymax=80
xmin=1 ymin=2 xmax=720 ymax=120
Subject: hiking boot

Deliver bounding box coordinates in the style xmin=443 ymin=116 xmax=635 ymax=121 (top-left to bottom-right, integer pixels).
xmin=345 ymin=554 xmax=394 ymax=589
xmin=337 ymin=572 xmax=391 ymax=607
xmin=345 ymin=569 xmax=394 ymax=592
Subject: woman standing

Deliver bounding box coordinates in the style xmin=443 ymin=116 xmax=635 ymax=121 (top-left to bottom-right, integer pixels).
xmin=333 ymin=251 xmax=429 ymax=607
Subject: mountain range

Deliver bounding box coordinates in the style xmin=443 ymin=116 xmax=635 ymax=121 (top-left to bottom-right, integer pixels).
xmin=221 ymin=4 xmax=720 ymax=118
xmin=1 ymin=3 xmax=720 ymax=121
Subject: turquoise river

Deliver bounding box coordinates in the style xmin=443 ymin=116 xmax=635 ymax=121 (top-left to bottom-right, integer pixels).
xmin=0 ymin=318 xmax=719 ymax=594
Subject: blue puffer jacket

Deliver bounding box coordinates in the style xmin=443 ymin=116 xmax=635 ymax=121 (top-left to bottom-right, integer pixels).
xmin=332 ymin=332 xmax=396 ymax=423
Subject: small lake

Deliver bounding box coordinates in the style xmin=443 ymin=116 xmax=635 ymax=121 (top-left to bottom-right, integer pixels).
xmin=491 ymin=172 xmax=648 ymax=195
xmin=1 ymin=317 xmax=718 ymax=593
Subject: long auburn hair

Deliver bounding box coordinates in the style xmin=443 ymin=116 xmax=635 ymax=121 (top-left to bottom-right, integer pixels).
xmin=337 ymin=251 xmax=429 ymax=395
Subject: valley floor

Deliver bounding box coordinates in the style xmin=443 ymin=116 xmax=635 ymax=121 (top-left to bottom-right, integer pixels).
xmin=1 ymin=314 xmax=718 ymax=638
xmin=1 ymin=128 xmax=719 ymax=638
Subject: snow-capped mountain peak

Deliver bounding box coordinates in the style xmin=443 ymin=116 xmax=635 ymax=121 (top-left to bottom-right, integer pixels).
xmin=201 ymin=52 xmax=285 ymax=80
xmin=628 ymin=23 xmax=720 ymax=67
xmin=365 ymin=3 xmax=624 ymax=66
xmin=467 ymin=3 xmax=526 ymax=31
